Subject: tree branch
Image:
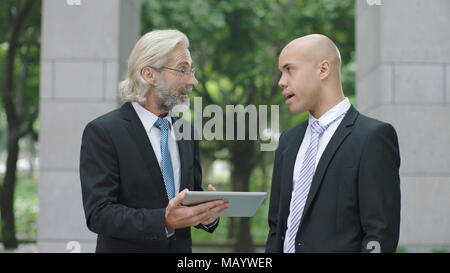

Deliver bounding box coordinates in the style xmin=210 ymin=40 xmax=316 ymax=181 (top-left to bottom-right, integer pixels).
xmin=17 ymin=108 xmax=38 ymax=140
xmin=2 ymin=0 xmax=35 ymax=126
xmin=16 ymin=44 xmax=32 ymax=121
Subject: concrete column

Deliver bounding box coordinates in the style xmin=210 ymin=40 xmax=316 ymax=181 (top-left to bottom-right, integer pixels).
xmin=38 ymin=0 xmax=141 ymax=252
xmin=356 ymin=0 xmax=450 ymax=252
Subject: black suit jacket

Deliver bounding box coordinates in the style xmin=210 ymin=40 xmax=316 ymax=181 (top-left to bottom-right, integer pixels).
xmin=79 ymin=102 xmax=217 ymax=253
xmin=266 ymin=105 xmax=401 ymax=253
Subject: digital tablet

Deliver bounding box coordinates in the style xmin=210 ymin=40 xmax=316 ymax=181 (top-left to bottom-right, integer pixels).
xmin=181 ymin=191 xmax=267 ymax=217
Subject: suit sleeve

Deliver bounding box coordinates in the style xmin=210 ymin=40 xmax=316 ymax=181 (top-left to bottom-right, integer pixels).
xmin=266 ymin=131 xmax=285 ymax=253
xmin=358 ymin=123 xmax=401 ymax=253
xmin=79 ymin=122 xmax=167 ymax=241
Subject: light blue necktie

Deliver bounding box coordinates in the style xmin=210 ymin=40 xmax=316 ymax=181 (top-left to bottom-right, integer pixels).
xmin=154 ymin=118 xmax=175 ymax=200
xmin=286 ymin=112 xmax=346 ymax=253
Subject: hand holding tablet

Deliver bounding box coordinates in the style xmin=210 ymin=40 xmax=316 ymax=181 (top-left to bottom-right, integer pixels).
xmin=165 ymin=189 xmax=229 ymax=230
xmin=182 ymin=191 xmax=267 ymax=217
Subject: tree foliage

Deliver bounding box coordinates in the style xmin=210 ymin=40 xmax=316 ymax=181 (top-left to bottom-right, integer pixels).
xmin=0 ymin=0 xmax=41 ymax=249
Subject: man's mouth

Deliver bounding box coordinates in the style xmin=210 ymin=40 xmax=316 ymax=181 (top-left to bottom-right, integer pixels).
xmin=282 ymin=90 xmax=294 ymax=98
xmin=283 ymin=91 xmax=295 ymax=103
xmin=179 ymin=88 xmax=192 ymax=97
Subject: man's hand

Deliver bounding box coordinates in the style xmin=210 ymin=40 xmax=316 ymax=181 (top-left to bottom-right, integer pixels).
xmin=165 ymin=187 xmax=229 ymax=231
xmin=201 ymin=184 xmax=222 ymax=226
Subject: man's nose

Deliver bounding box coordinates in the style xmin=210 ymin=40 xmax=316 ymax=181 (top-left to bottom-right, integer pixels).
xmin=187 ymin=73 xmax=198 ymax=86
xmin=278 ymin=75 xmax=287 ymax=89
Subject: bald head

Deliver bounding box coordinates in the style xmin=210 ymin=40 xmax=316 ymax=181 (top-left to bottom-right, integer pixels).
xmin=278 ymin=34 xmax=345 ymax=117
xmin=283 ymin=34 xmax=341 ymax=74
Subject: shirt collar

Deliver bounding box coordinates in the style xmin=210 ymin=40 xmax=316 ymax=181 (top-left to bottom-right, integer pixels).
xmin=308 ymin=97 xmax=351 ymax=127
xmin=131 ymin=102 xmax=172 ymax=132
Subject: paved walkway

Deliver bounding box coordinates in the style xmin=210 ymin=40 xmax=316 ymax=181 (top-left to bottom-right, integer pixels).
xmin=0 ymin=244 xmax=265 ymax=253
xmin=0 ymin=244 xmax=38 ymax=253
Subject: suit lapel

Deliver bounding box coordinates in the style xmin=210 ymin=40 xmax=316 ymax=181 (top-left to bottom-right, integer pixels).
xmin=121 ymin=102 xmax=169 ymax=204
xmin=298 ymin=106 xmax=359 ymax=228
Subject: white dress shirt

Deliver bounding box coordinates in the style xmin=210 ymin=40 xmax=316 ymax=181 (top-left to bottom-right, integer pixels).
xmin=131 ymin=102 xmax=181 ymax=196
xmin=132 ymin=102 xmax=181 ymax=237
xmin=283 ymin=97 xmax=351 ymax=252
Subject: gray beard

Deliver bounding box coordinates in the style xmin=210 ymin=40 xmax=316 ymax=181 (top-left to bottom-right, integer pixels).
xmin=154 ymin=77 xmax=191 ymax=112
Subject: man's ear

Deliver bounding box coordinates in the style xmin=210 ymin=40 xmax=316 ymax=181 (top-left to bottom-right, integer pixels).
xmin=319 ymin=60 xmax=331 ymax=80
xmin=141 ymin=67 xmax=157 ymax=85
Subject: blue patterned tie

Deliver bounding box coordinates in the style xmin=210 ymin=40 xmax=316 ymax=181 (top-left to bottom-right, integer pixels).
xmin=286 ymin=112 xmax=346 ymax=253
xmin=154 ymin=118 xmax=175 ymax=200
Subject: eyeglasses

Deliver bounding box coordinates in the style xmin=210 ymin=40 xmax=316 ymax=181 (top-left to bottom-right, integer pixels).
xmin=153 ymin=66 xmax=196 ymax=78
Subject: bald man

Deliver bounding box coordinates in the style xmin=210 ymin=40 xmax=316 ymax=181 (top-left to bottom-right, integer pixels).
xmin=266 ymin=34 xmax=401 ymax=253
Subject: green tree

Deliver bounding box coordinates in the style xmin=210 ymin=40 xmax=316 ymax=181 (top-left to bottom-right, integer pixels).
xmin=0 ymin=0 xmax=41 ymax=249
xmin=141 ymin=0 xmax=354 ymax=252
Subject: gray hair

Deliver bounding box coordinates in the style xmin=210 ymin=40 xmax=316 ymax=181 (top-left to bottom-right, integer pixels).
xmin=119 ymin=29 xmax=189 ymax=103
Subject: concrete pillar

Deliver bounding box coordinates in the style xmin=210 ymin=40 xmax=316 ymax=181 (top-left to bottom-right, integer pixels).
xmin=356 ymin=0 xmax=450 ymax=252
xmin=38 ymin=0 xmax=141 ymax=252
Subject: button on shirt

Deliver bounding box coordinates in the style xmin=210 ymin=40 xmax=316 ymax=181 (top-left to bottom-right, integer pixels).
xmin=283 ymin=97 xmax=351 ymax=252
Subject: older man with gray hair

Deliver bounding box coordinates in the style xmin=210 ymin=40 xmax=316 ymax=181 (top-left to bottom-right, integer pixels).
xmin=80 ymin=29 xmax=228 ymax=253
